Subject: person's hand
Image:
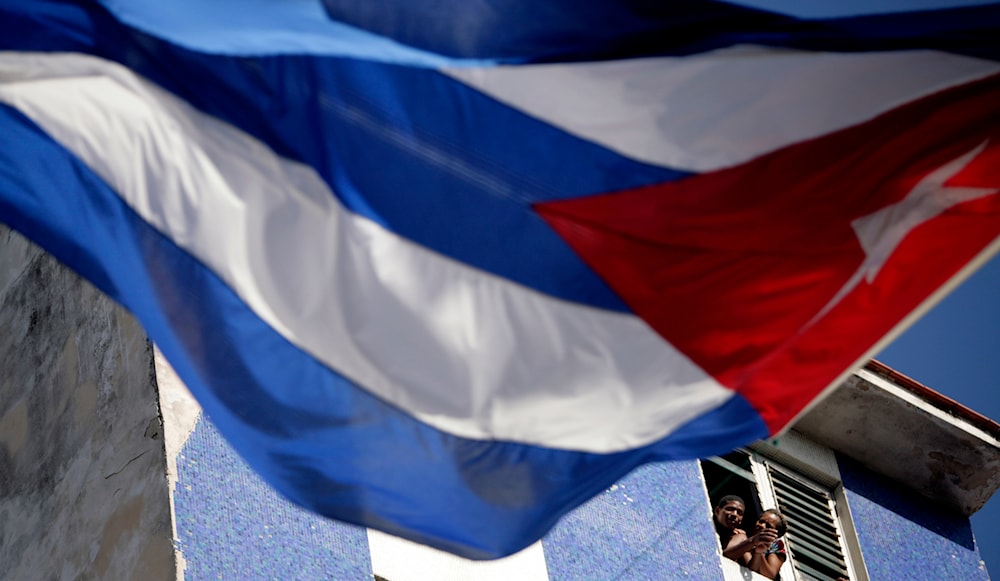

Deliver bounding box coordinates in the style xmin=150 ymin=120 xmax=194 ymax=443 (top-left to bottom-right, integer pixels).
xmin=751 ymin=529 xmax=777 ymax=552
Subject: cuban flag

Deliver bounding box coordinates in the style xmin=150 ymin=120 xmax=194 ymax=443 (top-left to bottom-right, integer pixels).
xmin=1 ymin=0 xmax=999 ymax=559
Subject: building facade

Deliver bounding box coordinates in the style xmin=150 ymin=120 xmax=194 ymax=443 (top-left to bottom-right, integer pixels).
xmin=166 ymin=360 xmax=1000 ymax=580
xmin=2 ymin=227 xmax=998 ymax=580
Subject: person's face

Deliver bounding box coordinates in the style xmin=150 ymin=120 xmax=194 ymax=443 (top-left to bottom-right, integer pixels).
xmin=755 ymin=512 xmax=782 ymax=535
xmin=715 ymin=500 xmax=745 ymax=530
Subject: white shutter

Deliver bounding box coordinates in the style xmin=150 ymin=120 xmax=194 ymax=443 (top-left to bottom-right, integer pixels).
xmin=766 ymin=464 xmax=852 ymax=581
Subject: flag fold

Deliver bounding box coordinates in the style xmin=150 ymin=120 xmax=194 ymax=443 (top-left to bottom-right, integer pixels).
xmin=0 ymin=0 xmax=998 ymax=558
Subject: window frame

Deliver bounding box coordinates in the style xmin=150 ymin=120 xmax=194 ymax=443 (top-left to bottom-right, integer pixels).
xmin=701 ymin=433 xmax=868 ymax=581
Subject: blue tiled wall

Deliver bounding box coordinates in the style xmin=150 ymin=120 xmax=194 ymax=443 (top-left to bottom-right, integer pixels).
xmin=542 ymin=460 xmax=722 ymax=580
xmin=173 ymin=423 xmax=992 ymax=581
xmin=839 ymin=455 xmax=988 ymax=581
xmin=174 ymin=416 xmax=372 ymax=580
xmin=174 ymin=419 xmax=724 ymax=580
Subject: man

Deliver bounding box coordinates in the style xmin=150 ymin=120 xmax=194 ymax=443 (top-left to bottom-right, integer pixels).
xmin=714 ymin=495 xmax=748 ymax=561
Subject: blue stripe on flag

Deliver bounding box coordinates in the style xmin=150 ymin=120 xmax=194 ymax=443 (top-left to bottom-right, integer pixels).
xmin=90 ymin=0 xmax=1000 ymax=62
xmin=319 ymin=0 xmax=1000 ymax=62
xmin=1 ymin=0 xmax=693 ymax=311
xmin=98 ymin=0 xmax=487 ymax=66
xmin=0 ymin=102 xmax=769 ymax=558
xmin=727 ymin=0 xmax=1000 ymax=19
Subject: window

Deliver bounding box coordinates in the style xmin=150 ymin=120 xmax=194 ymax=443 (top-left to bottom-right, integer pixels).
xmin=701 ymin=444 xmax=863 ymax=581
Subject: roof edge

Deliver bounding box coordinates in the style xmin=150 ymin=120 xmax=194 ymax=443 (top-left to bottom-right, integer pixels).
xmin=866 ymin=359 xmax=1000 ymax=437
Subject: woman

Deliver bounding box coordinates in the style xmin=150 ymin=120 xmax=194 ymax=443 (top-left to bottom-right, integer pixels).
xmin=744 ymin=509 xmax=789 ymax=580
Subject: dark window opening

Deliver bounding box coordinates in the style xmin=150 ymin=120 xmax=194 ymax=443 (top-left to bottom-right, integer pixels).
xmin=701 ymin=450 xmax=762 ymax=529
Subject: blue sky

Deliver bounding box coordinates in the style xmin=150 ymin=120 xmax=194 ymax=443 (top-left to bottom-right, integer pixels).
xmin=876 ymin=249 xmax=1000 ymax=573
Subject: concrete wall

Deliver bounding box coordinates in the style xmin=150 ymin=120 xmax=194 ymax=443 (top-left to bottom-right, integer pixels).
xmin=0 ymin=226 xmax=175 ymax=580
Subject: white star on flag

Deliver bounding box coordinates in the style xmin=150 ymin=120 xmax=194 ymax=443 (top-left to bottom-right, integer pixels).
xmin=817 ymin=141 xmax=997 ymax=320
xmin=852 ymin=140 xmax=997 ymax=282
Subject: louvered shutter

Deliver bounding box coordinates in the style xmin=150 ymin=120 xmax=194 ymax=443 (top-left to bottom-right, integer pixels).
xmin=766 ymin=465 xmax=852 ymax=581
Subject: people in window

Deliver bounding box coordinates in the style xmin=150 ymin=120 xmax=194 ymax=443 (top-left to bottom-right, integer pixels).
xmin=744 ymin=509 xmax=788 ymax=580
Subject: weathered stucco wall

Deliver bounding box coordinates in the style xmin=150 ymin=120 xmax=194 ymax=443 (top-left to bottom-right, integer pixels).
xmin=0 ymin=226 xmax=175 ymax=580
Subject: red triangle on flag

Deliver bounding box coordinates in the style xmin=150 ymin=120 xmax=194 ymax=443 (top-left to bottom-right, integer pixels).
xmin=537 ymin=74 xmax=1000 ymax=432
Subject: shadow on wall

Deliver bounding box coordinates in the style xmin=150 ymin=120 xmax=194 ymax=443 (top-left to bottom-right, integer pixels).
xmin=838 ymin=455 xmax=976 ymax=551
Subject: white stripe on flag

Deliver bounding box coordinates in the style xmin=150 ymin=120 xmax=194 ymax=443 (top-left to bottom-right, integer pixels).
xmin=368 ymin=530 xmax=549 ymax=581
xmin=0 ymin=51 xmax=731 ymax=452
xmin=447 ymin=47 xmax=1000 ymax=172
